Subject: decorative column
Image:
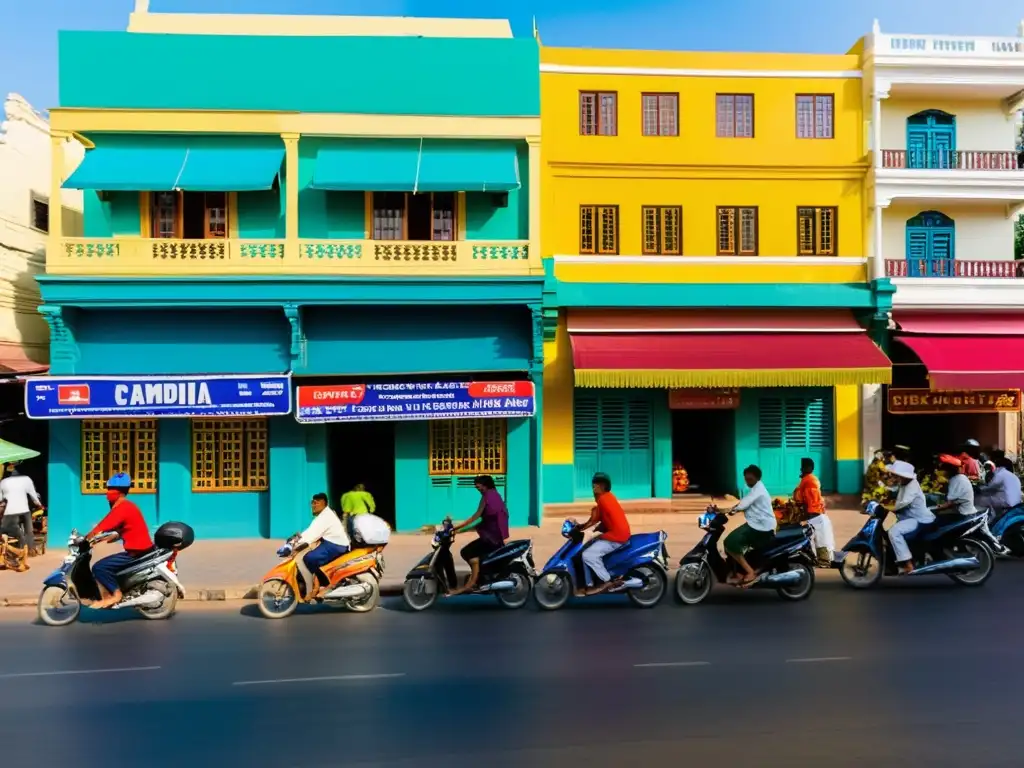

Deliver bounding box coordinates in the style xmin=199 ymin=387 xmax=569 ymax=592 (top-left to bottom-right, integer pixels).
xmin=49 ymin=131 xmax=70 ymax=256
xmin=281 ymin=133 xmax=300 ymax=262
xmin=870 ymin=81 xmax=890 ymax=281
xmin=526 ymin=136 xmax=541 ymax=271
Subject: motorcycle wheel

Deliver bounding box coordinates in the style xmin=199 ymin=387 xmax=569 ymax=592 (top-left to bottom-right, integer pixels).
xmin=402 ymin=577 xmax=438 ymax=612
xmin=776 ymin=562 xmax=814 ymax=601
xmin=494 ymin=571 xmax=532 ymax=610
xmin=37 ymin=586 xmax=81 ymax=627
xmin=533 ymin=572 xmax=571 ymax=611
xmin=944 ymin=539 xmax=994 ymax=587
xmin=1002 ymin=523 xmax=1024 ymax=557
xmin=839 ymin=551 xmax=883 ymax=590
xmin=627 ymin=564 xmax=666 ymax=608
xmin=674 ymin=562 xmax=713 ymax=605
xmin=258 ymin=578 xmax=299 ymax=619
xmin=137 ymin=578 xmax=178 ymax=620
xmin=344 ymin=573 xmax=379 ymax=613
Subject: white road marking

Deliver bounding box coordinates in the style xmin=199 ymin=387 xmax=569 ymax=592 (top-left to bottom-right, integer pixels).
xmin=785 ymin=656 xmax=852 ymax=664
xmin=232 ymin=673 xmax=406 ymax=687
xmin=0 ymin=665 xmax=161 ymax=679
xmin=633 ymin=661 xmax=711 ymax=668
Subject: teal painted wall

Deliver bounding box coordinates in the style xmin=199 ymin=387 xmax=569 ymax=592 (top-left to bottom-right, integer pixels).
xmin=300 ymin=305 xmax=531 ymax=376
xmin=60 ymin=32 xmax=541 ymax=117
xmin=543 ymin=464 xmax=575 ymax=504
xmin=836 ymin=459 xmax=862 ymax=495
xmin=69 ymin=308 xmax=290 ymax=375
xmin=84 ymin=191 xmax=141 ymax=237
xmin=652 ymin=394 xmax=673 ymax=500
xmin=237 ymin=191 xmax=285 ymax=238
xmin=394 ymin=421 xmax=430 ymax=531
xmin=504 ymin=417 xmax=531 ymax=527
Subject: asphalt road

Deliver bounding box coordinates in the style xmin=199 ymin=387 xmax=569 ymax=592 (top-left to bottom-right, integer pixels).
xmin=1 ymin=568 xmax=1023 ymax=768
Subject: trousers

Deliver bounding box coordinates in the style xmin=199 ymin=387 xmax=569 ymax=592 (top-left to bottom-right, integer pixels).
xmin=581 ymin=538 xmax=623 ymax=585
xmin=888 ymin=518 xmax=919 ymax=563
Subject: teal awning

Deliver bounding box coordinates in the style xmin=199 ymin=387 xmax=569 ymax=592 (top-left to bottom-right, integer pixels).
xmin=63 ymin=143 xmax=284 ymax=192
xmin=311 ymin=140 xmax=420 ymax=192
xmin=310 ymin=139 xmax=521 ymax=193
xmin=416 ymin=142 xmax=520 ymax=193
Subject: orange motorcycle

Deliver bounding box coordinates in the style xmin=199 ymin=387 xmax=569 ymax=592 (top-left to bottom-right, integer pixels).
xmin=258 ymin=534 xmax=385 ymax=619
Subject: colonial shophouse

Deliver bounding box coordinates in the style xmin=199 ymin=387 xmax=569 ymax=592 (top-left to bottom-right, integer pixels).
xmin=865 ymin=20 xmax=1024 ymax=465
xmin=36 ymin=4 xmax=545 ymax=538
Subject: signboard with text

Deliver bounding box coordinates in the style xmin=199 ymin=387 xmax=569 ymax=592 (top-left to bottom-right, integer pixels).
xmin=887 ymin=388 xmax=1021 ymax=415
xmin=668 ymin=388 xmax=741 ymax=410
xmin=25 ymin=375 xmax=293 ymax=419
xmin=295 ymin=381 xmax=536 ymax=423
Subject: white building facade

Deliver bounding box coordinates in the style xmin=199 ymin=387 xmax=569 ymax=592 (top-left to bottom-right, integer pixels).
xmin=863 ymin=23 xmax=1024 ymax=463
xmin=0 ymin=93 xmax=83 ymax=376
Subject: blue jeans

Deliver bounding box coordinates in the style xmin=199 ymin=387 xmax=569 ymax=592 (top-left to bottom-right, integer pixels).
xmin=303 ymin=541 xmax=349 ymax=585
xmin=92 ymin=551 xmax=137 ymax=593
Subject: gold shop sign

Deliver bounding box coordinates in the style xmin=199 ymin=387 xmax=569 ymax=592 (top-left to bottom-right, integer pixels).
xmin=887 ymin=388 xmax=1022 ymax=414
xmin=669 ymin=388 xmax=741 ymax=410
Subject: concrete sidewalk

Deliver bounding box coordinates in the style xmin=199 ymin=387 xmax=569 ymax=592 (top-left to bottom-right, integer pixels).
xmin=0 ymin=509 xmax=867 ymax=606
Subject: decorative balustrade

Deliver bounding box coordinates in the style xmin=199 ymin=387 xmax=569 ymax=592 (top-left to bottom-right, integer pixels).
xmin=880 ymin=149 xmax=1020 ymax=171
xmin=53 ymin=238 xmax=535 ymax=276
xmin=885 ymin=258 xmax=1024 ymax=279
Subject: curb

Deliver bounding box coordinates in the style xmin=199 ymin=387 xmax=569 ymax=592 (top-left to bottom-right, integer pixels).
xmin=3 ymin=582 xmax=407 ymax=607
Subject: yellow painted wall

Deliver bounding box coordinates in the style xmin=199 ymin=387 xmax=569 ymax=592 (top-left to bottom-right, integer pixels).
xmin=542 ymin=313 xmax=575 ymax=464
xmin=834 ymin=384 xmax=861 ymax=461
xmin=540 ymin=46 xmax=868 ymax=265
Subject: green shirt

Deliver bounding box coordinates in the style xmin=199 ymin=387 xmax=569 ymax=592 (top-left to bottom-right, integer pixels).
xmin=341 ymin=490 xmax=376 ymax=515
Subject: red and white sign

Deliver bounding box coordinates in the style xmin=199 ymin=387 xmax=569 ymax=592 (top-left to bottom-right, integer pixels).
xmin=57 ymin=384 xmax=90 ymax=405
xmin=296 ymin=384 xmax=366 ymax=408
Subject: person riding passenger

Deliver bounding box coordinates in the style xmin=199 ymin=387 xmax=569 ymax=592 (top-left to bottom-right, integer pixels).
xmin=976 ymin=457 xmax=1023 ymax=522
xmin=935 ymin=455 xmax=975 ymax=517
xmin=85 ymin=473 xmax=155 ymax=609
xmin=578 ymin=472 xmax=631 ymax=596
xmin=885 ymin=460 xmax=935 ymax=575
xmin=296 ymin=493 xmax=350 ymax=601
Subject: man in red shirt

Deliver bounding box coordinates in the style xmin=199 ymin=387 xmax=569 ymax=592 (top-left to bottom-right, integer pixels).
xmin=86 ymin=472 xmax=154 ymax=609
xmin=579 ymin=472 xmax=632 ymax=596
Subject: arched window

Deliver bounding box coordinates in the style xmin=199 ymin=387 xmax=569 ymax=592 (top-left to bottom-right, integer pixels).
xmin=906 ymin=110 xmax=956 ymax=169
xmin=905 ymin=211 xmax=955 ymax=277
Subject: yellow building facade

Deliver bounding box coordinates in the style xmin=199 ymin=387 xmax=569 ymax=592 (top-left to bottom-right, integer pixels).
xmin=539 ymin=45 xmax=892 ymax=503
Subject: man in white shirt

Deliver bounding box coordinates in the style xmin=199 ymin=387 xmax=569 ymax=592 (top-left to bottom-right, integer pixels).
xmin=886 ymin=460 xmax=935 ymax=574
xmin=296 ymin=492 xmax=350 ymax=601
xmin=977 ymin=458 xmax=1023 ymax=519
xmin=723 ymin=464 xmax=777 ymax=585
xmin=936 ymin=455 xmax=976 ymax=516
xmin=0 ymin=463 xmax=42 ymax=554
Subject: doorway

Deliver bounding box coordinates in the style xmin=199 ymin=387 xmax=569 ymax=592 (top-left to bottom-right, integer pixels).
xmin=671 ymin=409 xmax=736 ymax=496
xmin=326 ymin=422 xmax=396 ymax=528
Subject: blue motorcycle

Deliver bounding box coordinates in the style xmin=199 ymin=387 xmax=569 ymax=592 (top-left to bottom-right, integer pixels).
xmin=989 ymin=504 xmax=1024 ymax=557
xmin=838 ymin=501 xmax=993 ymax=589
xmin=532 ymin=520 xmax=669 ymax=610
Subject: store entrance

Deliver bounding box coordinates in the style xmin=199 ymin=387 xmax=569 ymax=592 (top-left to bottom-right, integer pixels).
xmin=326 ymin=422 xmax=396 ymax=528
xmin=671 ymin=409 xmax=737 ymax=496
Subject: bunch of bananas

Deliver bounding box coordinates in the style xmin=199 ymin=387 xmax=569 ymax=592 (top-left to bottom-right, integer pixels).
xmin=920 ymin=469 xmax=948 ymax=495
xmin=861 ymin=453 xmax=892 ymax=504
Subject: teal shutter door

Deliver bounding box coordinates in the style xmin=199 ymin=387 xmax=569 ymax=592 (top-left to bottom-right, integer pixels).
xmin=907 ymin=129 xmax=928 ymax=169
xmin=574 ymin=391 xmax=654 ymax=500
xmin=754 ymin=390 xmax=835 ymax=495
xmin=906 ymin=211 xmax=955 ymax=277
xmin=906 ymin=110 xmax=956 ymax=169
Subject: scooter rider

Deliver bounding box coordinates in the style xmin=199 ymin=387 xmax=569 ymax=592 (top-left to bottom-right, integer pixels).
xmin=723 ymin=464 xmax=776 ymax=586
xmin=85 ymin=473 xmax=155 ymax=609
xmin=295 ymin=493 xmax=350 ymax=602
xmin=577 ymin=472 xmax=631 ymax=596
xmin=885 ymin=460 xmax=934 ymax=575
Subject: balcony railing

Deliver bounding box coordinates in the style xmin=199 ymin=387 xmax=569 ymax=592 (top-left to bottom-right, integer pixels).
xmin=880 ymin=149 xmax=1020 ymax=171
xmin=885 ymin=258 xmax=1024 ymax=278
xmin=52 ymin=238 xmax=536 ymax=276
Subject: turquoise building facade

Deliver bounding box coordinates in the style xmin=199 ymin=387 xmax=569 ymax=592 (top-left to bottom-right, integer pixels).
xmin=40 ymin=24 xmax=546 ymax=538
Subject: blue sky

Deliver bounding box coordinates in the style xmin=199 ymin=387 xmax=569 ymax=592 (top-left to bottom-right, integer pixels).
xmin=2 ymin=0 xmax=1023 ymax=112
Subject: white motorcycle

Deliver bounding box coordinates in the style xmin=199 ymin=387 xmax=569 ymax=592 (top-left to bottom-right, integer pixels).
xmin=37 ymin=522 xmax=193 ymax=627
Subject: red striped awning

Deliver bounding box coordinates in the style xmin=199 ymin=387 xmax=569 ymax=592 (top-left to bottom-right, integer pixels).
xmin=570 ymin=331 xmax=892 ymax=388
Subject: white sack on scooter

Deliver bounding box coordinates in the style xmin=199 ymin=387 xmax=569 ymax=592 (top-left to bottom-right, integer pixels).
xmin=807 ymin=514 xmax=835 ymax=562
xmin=351 ymin=514 xmax=391 ymax=546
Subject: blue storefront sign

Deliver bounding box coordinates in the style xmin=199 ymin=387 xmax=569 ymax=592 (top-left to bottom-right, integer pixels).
xmin=25 ymin=375 xmax=293 ymax=419
xmin=295 ymin=381 xmax=536 ymax=423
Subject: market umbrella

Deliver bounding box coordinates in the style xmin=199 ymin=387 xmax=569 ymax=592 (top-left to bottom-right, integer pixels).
xmin=0 ymin=439 xmax=40 ymax=464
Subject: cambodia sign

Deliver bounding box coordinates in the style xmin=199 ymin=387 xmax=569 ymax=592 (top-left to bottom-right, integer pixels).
xmin=668 ymin=388 xmax=741 ymax=410
xmin=25 ymin=375 xmax=293 ymax=419
xmin=295 ymin=381 xmax=536 ymax=423
xmin=887 ymin=388 xmax=1022 ymax=415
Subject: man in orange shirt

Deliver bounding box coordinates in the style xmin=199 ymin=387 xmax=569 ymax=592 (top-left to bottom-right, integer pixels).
xmin=794 ymin=457 xmax=834 ymax=564
xmin=578 ymin=472 xmax=632 ymax=596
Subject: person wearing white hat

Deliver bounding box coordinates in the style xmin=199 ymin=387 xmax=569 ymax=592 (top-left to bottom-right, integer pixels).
xmin=886 ymin=460 xmax=935 ymax=574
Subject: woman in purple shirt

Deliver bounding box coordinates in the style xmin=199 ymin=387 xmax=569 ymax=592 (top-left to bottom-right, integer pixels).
xmin=448 ymin=474 xmax=509 ymax=596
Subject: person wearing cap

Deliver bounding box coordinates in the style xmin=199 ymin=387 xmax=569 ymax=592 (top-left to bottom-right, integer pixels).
xmin=960 ymin=440 xmax=982 ymax=482
xmin=934 ymin=455 xmax=975 ymax=517
xmin=85 ymin=472 xmax=155 ymax=609
xmin=886 ymin=460 xmax=935 ymax=574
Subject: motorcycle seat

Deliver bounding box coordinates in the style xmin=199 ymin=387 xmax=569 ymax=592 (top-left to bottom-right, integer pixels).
xmin=775 ymin=524 xmax=806 ymax=540
xmin=625 ymin=532 xmax=662 ymax=550
xmin=113 ymin=548 xmax=172 ymax=576
xmin=481 ymin=539 xmax=530 ymax=566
